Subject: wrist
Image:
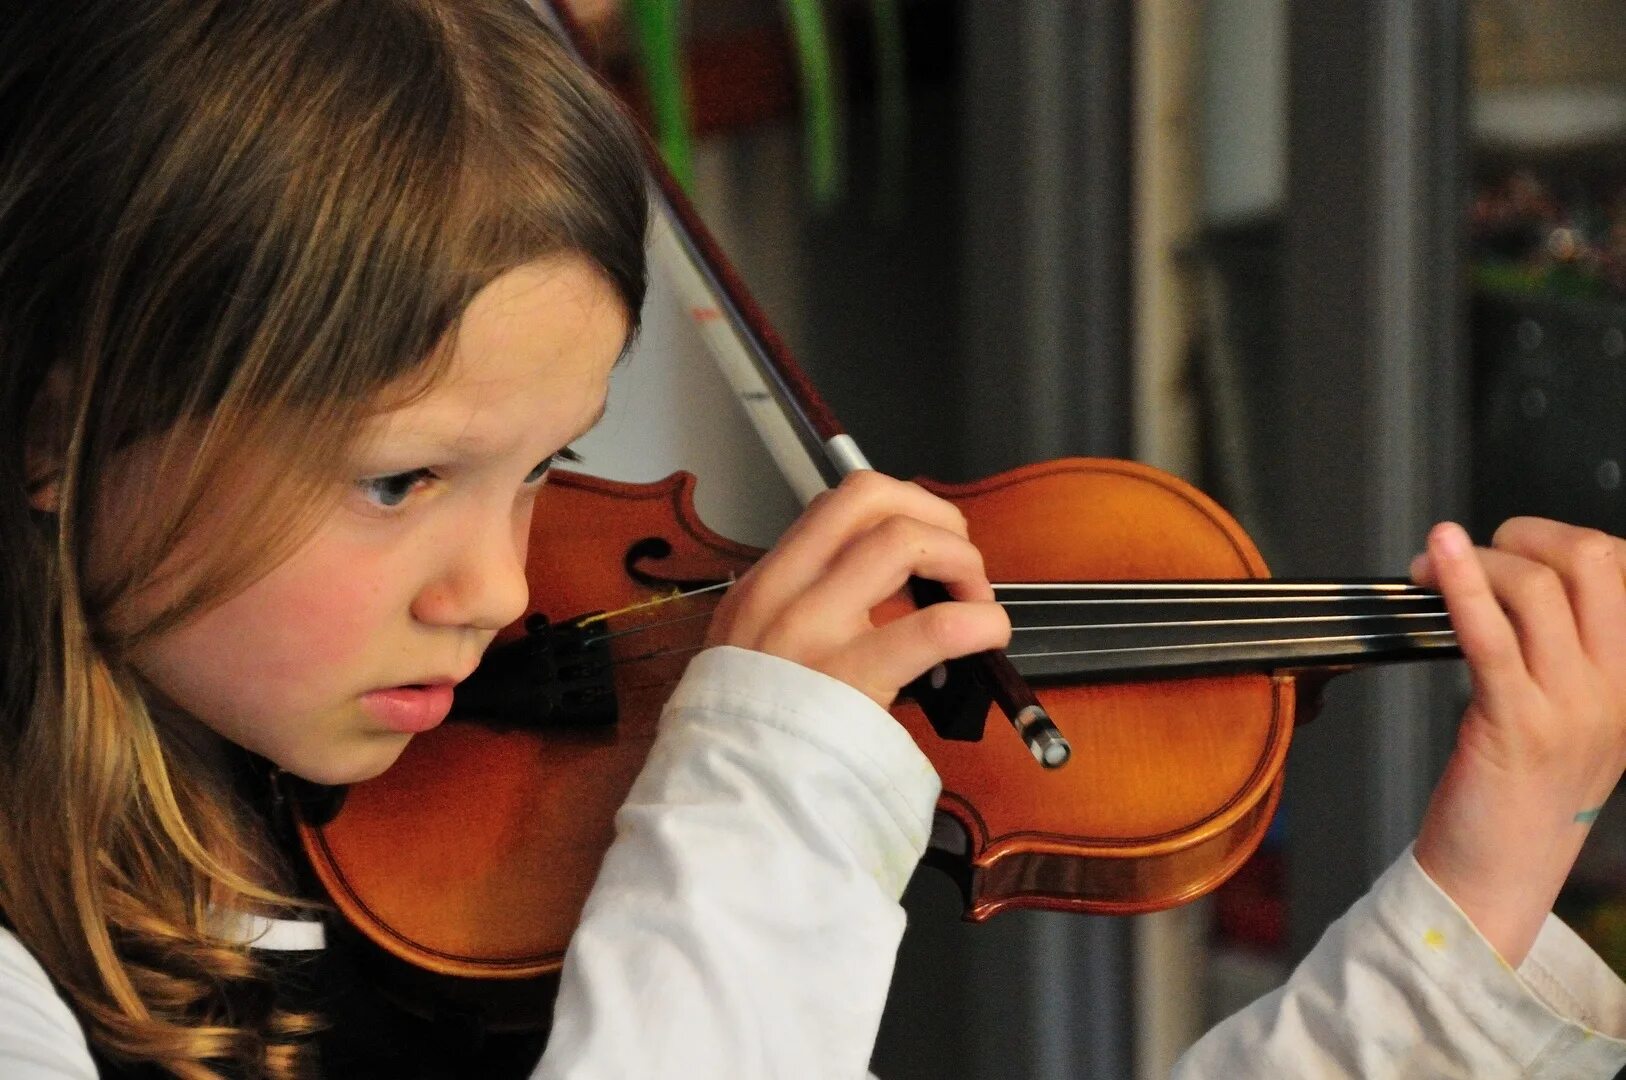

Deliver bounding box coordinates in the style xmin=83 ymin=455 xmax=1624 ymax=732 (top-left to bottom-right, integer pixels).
xmin=1414 ymin=772 xmax=1589 ymax=966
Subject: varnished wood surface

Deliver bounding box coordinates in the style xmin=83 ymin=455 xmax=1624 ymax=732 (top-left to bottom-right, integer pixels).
xmin=300 ymin=458 xmax=1294 ymax=992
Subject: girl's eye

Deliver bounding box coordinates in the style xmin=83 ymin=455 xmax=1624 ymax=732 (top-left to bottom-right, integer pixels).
xmin=356 ymin=468 xmax=434 ymax=509
xmin=526 ymin=446 xmax=582 ymax=486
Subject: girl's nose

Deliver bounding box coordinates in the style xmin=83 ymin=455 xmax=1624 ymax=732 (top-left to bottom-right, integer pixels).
xmin=412 ymin=511 xmax=531 ymax=632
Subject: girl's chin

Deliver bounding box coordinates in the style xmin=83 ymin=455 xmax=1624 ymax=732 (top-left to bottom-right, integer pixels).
xmin=278 ymin=734 xmax=411 ymax=788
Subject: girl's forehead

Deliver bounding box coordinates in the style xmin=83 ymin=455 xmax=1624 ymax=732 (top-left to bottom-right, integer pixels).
xmin=359 ymin=257 xmax=624 ymax=455
xmin=363 ymin=390 xmax=609 ymax=460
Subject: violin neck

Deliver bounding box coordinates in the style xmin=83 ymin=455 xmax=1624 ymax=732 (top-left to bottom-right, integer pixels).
xmin=999 ymin=579 xmax=1460 ymax=684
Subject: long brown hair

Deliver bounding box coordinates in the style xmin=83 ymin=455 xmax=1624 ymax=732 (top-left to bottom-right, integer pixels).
xmin=0 ymin=1 xmax=647 ymax=1075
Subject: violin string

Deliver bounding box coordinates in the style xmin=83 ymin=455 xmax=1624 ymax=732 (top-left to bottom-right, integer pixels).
xmin=997 ymin=594 xmax=1444 ymax=607
xmin=575 ymin=578 xmax=734 ymax=629
xmin=576 ymin=579 xmax=1436 ymax=629
xmin=608 ymin=640 xmax=710 ymax=672
xmin=596 ymin=606 xmax=715 ymax=642
xmin=583 ymin=598 xmax=1452 ymax=651
xmin=1005 ymin=629 xmax=1458 ymax=662
xmin=594 ymin=624 xmax=1459 ymax=681
xmin=580 ymin=606 xmax=1462 ymax=683
xmin=1007 ymin=610 xmax=1453 ymax=634
xmin=993 ymin=581 xmax=1434 ymax=593
xmin=591 ymin=620 xmax=1460 ymax=678
xmin=567 ymin=581 xmax=1457 ymax=672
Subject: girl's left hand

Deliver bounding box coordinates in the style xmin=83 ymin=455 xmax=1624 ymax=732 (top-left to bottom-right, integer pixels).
xmin=1410 ymin=517 xmax=1626 ymax=966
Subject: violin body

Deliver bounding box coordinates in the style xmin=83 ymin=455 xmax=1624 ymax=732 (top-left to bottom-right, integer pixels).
xmin=296 ymin=455 xmax=1296 ymax=1022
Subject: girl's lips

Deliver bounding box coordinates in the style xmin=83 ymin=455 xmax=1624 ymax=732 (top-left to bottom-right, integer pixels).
xmin=359 ymin=683 xmax=455 ymax=734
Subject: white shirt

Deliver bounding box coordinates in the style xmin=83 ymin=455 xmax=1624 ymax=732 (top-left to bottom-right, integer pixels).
xmin=3 ymin=646 xmax=1626 ymax=1078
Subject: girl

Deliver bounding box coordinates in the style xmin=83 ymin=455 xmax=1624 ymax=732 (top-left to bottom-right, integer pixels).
xmin=1 ymin=1 xmax=1623 ymax=1078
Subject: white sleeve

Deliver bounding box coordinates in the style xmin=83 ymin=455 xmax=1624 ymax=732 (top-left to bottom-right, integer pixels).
xmin=0 ymin=928 xmax=98 ymax=1080
xmin=1175 ymin=845 xmax=1626 ymax=1078
xmin=533 ymin=645 xmax=939 ymax=1080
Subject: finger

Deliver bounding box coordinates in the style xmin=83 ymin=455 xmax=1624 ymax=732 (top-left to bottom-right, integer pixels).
xmin=750 ymin=516 xmax=994 ymax=655
xmin=773 ymin=472 xmax=971 ymax=557
xmin=822 ymin=600 xmax=1012 ymax=706
xmin=1427 ymin=521 xmax=1532 ymax=709
xmin=1411 ymin=521 xmax=1626 ymax=589
xmin=1489 ymin=517 xmax=1626 ymax=671
xmin=739 ymin=472 xmax=975 ymax=623
xmin=1472 ymin=544 xmax=1588 ymax=688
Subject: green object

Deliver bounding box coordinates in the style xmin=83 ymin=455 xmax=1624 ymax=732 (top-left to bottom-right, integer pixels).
xmin=627 ymin=0 xmax=695 ymax=192
xmin=623 ymin=0 xmax=849 ymax=206
xmin=1574 ymin=898 xmax=1626 ymax=978
xmin=1472 ymin=260 xmax=1612 ymax=302
xmin=870 ymin=0 xmax=908 ymax=216
xmin=782 ymin=0 xmax=842 ymax=206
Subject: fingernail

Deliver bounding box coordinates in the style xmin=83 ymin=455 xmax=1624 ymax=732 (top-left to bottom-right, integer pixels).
xmin=1432 ymin=521 xmax=1470 ymax=557
xmin=1408 ymin=553 xmax=1428 ymax=579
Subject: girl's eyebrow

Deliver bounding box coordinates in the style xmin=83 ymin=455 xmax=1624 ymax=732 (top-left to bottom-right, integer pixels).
xmin=569 ymin=399 xmax=610 ymax=443
xmin=395 ymin=399 xmax=609 ymax=459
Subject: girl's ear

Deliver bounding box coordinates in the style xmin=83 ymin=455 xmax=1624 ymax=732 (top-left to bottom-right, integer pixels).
xmin=24 ymin=368 xmax=69 ymax=513
xmin=26 ymin=471 xmax=61 ymax=513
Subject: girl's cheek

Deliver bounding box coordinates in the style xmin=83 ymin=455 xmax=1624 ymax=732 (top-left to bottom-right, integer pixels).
xmin=248 ymin=541 xmax=403 ymax=674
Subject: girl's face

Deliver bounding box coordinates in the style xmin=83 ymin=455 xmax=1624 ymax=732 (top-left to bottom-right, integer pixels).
xmin=122 ymin=256 xmax=629 ymax=785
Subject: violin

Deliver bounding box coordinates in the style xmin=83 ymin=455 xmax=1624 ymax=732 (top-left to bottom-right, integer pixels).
xmin=290 ymin=0 xmax=1462 ymax=1030
xmin=292 ymin=458 xmax=1459 ymax=1029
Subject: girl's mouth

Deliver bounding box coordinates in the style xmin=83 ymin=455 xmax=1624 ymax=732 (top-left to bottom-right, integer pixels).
xmin=359 ymin=683 xmax=455 ymax=734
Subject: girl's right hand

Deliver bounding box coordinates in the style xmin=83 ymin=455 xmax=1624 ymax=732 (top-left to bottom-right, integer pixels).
xmin=1411 ymin=517 xmax=1626 ymax=966
xmin=703 ymin=470 xmax=1012 ymax=708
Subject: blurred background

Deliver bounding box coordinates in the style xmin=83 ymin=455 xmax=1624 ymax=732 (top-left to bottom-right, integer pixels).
xmin=561 ymin=1 xmax=1626 ymax=1076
